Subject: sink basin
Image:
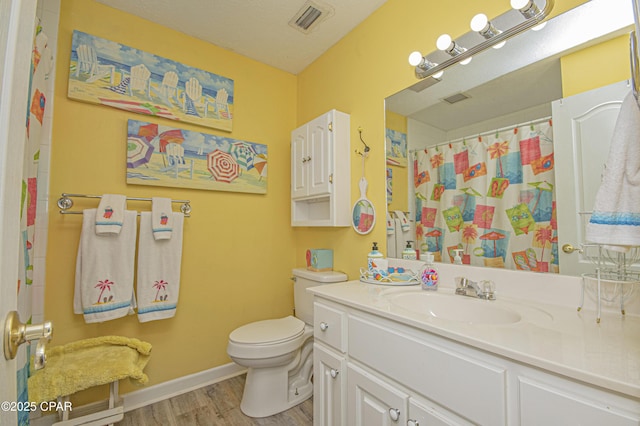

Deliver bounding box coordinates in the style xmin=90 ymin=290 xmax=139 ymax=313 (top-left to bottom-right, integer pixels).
xmin=385 ymin=291 xmax=522 ymax=325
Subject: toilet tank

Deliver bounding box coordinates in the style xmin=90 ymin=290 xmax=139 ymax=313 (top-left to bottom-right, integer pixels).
xmin=293 ymin=268 xmax=347 ymax=325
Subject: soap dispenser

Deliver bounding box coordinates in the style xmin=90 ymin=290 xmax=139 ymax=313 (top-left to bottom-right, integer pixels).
xmin=453 ymin=249 xmax=464 ymax=265
xmin=402 ymin=241 xmax=417 ymax=260
xmin=368 ymin=242 xmax=387 ymax=275
xmin=420 ymin=252 xmax=439 ymax=291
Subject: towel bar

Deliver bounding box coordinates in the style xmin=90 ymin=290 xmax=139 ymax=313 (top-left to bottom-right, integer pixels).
xmin=57 ymin=193 xmax=191 ymax=217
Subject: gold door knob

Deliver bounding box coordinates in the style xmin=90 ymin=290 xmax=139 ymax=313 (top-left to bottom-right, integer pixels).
xmin=562 ymin=243 xmax=582 ymax=254
xmin=4 ymin=311 xmax=52 ymax=362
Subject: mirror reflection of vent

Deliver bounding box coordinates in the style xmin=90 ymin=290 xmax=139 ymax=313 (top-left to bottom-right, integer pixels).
xmin=443 ymin=92 xmax=470 ymax=104
xmin=289 ymin=1 xmax=334 ymax=34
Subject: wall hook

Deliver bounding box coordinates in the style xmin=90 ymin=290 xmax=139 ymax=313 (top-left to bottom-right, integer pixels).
xmin=355 ymin=126 xmax=371 ymax=157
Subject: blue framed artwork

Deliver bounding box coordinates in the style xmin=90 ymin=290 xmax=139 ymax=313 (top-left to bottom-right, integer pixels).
xmin=127 ymin=119 xmax=267 ymax=194
xmin=69 ymin=30 xmax=234 ymax=132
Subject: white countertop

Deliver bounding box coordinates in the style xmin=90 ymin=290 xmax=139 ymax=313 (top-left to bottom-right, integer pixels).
xmin=309 ymin=278 xmax=640 ymax=399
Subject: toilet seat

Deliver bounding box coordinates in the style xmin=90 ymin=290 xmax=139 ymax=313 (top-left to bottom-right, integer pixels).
xmin=229 ymin=316 xmax=305 ymax=345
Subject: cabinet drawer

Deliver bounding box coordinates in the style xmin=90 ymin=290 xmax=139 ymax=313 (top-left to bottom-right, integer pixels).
xmin=314 ymin=301 xmax=346 ymax=352
xmin=349 ymin=314 xmax=507 ymax=426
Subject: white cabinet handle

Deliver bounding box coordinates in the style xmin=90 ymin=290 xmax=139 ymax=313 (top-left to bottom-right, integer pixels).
xmin=329 ymin=368 xmax=339 ymax=378
xmin=319 ymin=322 xmax=329 ymax=331
xmin=389 ymin=408 xmax=400 ymax=422
xmin=407 ymin=420 xmax=419 ymax=426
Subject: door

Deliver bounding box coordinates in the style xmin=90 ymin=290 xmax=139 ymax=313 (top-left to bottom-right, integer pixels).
xmin=1 ymin=0 xmax=38 ymax=425
xmin=347 ymin=363 xmax=408 ymax=426
xmin=307 ymin=113 xmax=332 ymax=197
xmin=552 ymin=80 xmax=630 ymax=276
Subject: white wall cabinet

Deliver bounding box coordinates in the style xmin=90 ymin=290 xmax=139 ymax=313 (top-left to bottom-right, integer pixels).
xmin=313 ymin=297 xmax=640 ymax=426
xmin=291 ymin=110 xmax=350 ymax=227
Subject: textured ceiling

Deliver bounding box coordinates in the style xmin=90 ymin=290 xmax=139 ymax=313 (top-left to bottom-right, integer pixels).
xmin=95 ymin=0 xmax=388 ymax=74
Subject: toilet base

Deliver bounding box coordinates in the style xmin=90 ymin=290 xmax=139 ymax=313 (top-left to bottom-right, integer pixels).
xmin=239 ymin=338 xmax=314 ymax=418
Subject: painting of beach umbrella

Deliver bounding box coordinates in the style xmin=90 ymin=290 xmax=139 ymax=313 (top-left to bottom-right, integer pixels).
xmin=480 ymin=231 xmax=506 ymax=258
xmin=137 ymin=122 xmax=158 ymax=141
xmin=157 ymin=129 xmax=184 ymax=152
xmin=127 ymin=136 xmax=154 ymax=168
xmin=207 ymin=149 xmax=239 ymax=183
xmin=425 ymin=229 xmax=443 ymax=252
xmin=230 ymin=141 xmax=256 ymax=171
xmin=252 ymin=154 xmax=268 ymax=181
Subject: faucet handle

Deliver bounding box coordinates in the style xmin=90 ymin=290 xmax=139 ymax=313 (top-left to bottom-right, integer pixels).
xmin=481 ymin=280 xmax=496 ymax=299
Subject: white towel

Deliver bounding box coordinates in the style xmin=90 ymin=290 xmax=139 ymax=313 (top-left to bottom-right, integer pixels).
xmin=586 ymin=92 xmax=640 ymax=247
xmin=74 ymin=209 xmax=137 ymax=323
xmin=137 ymin=212 xmax=184 ymax=322
xmin=386 ymin=212 xmax=395 ymax=235
xmin=394 ymin=210 xmax=411 ymax=232
xmin=95 ymin=194 xmax=127 ymax=235
xmin=151 ymin=197 xmax=173 ymax=240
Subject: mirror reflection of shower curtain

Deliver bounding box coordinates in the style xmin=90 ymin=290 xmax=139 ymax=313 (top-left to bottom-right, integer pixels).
xmin=413 ymin=118 xmax=557 ymax=272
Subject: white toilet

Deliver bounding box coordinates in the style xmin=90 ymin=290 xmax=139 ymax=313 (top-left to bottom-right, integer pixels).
xmin=227 ymin=268 xmax=347 ymax=418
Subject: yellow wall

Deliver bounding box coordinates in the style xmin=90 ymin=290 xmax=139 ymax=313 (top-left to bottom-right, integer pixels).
xmin=561 ymin=34 xmax=630 ymax=97
xmin=48 ymin=0 xmax=296 ymax=405
xmin=385 ymin=111 xmax=408 ymax=212
xmin=47 ymin=0 xmax=593 ymax=406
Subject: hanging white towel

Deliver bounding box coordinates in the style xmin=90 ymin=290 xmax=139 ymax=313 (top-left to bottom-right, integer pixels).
xmin=95 ymin=194 xmax=127 ymax=235
xmin=151 ymin=197 xmax=173 ymax=240
xmin=394 ymin=210 xmax=411 ymax=232
xmin=386 ymin=212 xmax=395 ymax=235
xmin=586 ymin=92 xmax=640 ymax=247
xmin=137 ymin=212 xmax=184 ymax=322
xmin=74 ymin=209 xmax=137 ymax=323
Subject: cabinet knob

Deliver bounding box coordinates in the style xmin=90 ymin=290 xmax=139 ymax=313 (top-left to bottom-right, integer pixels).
xmin=319 ymin=322 xmax=329 ymax=331
xmin=389 ymin=408 xmax=401 ymax=422
xmin=329 ymin=368 xmax=339 ymax=378
xmin=407 ymin=420 xmax=420 ymax=426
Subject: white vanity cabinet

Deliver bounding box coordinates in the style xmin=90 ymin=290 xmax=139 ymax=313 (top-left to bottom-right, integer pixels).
xmin=312 ymin=295 xmax=640 ymax=426
xmin=291 ymin=110 xmax=350 ymax=227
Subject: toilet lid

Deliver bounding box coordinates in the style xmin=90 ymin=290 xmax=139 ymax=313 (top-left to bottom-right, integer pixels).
xmin=229 ymin=316 xmax=305 ymax=345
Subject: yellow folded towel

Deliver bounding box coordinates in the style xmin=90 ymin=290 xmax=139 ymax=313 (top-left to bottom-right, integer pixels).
xmin=28 ymin=336 xmax=152 ymax=403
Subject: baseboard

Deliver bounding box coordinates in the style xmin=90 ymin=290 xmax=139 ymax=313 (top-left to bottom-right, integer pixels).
xmin=30 ymin=362 xmax=246 ymax=425
xmin=123 ymin=362 xmax=246 ymax=411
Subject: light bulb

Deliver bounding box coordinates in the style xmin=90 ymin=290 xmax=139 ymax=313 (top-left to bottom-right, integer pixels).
xmin=493 ymin=41 xmax=506 ymax=49
xmin=510 ymin=0 xmax=531 ymax=10
xmin=460 ymin=57 xmax=472 ymax=65
xmin=470 ymin=14 xmax=489 ymax=33
xmin=532 ymin=21 xmax=547 ymax=31
xmin=433 ymin=70 xmax=444 ymax=79
xmin=436 ymin=34 xmax=453 ymax=52
xmin=408 ymin=51 xmax=424 ymax=67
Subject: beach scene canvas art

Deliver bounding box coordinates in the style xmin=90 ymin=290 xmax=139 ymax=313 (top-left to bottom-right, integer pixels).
xmin=127 ymin=119 xmax=267 ymax=194
xmin=69 ymin=30 xmax=234 ymax=132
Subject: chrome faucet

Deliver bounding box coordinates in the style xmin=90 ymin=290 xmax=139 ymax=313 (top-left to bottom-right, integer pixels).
xmin=455 ymin=277 xmax=496 ymax=300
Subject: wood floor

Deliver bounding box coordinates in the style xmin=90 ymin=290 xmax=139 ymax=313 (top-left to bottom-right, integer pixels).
xmin=118 ymin=374 xmax=313 ymax=425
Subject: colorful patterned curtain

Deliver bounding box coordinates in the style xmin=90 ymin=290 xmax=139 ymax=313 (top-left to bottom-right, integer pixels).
xmin=17 ymin=23 xmax=52 ymax=425
xmin=413 ymin=118 xmax=558 ymax=273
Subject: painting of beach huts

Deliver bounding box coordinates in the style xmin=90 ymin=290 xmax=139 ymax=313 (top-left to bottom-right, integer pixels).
xmin=69 ymin=30 xmax=234 ymax=132
xmin=127 ymin=119 xmax=267 ymax=194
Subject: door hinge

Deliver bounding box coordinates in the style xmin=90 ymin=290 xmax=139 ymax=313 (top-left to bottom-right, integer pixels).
xmin=329 ymin=173 xmax=333 ymax=183
xmin=328 ymin=121 xmax=333 ymax=132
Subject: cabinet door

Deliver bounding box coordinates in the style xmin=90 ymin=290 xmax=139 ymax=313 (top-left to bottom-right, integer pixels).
xmin=291 ymin=125 xmax=307 ymax=199
xmin=306 ymin=113 xmax=332 ymax=197
xmin=314 ymin=344 xmax=346 ymax=426
xmin=519 ymin=377 xmax=640 ymax=426
xmin=348 ymin=363 xmax=408 ymax=426
xmin=409 ymin=398 xmax=468 ymax=426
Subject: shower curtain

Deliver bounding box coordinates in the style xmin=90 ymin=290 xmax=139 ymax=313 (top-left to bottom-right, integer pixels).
xmin=17 ymin=23 xmax=52 ymax=425
xmin=413 ymin=118 xmax=558 ymax=273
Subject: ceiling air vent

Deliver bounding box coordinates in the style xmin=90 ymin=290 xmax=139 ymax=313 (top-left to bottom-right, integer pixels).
xmin=289 ymin=1 xmax=334 ymax=34
xmin=443 ymin=92 xmax=470 ymax=104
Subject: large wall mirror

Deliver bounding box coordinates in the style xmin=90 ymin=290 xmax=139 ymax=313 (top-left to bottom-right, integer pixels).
xmin=385 ymin=0 xmax=635 ymax=277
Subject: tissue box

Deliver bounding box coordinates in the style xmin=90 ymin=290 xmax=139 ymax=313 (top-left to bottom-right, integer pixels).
xmin=306 ymin=249 xmax=333 ymax=272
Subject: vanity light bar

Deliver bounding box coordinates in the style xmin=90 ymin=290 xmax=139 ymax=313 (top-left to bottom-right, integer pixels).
xmin=410 ymin=0 xmax=554 ymax=80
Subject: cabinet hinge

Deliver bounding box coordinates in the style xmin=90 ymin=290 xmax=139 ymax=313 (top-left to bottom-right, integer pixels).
xmin=328 ymin=121 xmax=333 ymax=132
